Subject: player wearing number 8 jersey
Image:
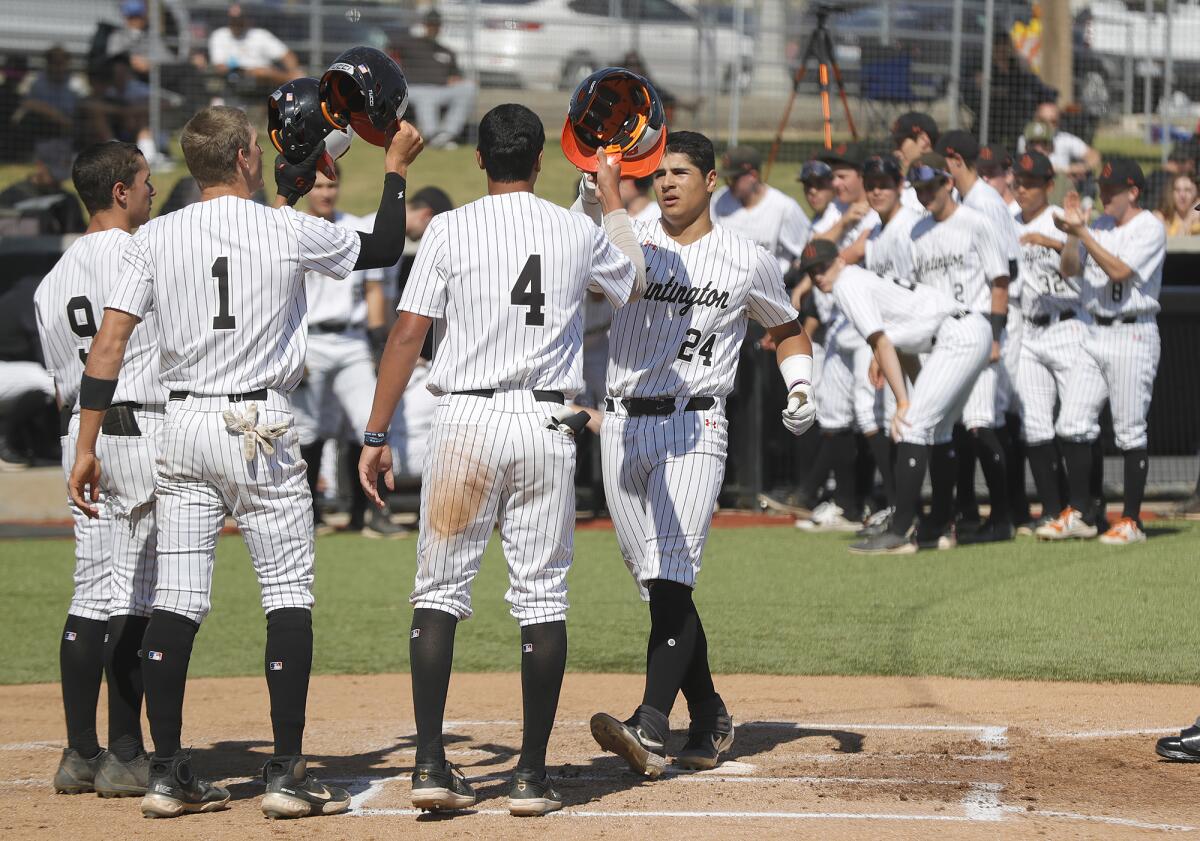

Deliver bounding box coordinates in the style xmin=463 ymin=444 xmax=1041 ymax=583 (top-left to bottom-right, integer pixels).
xmin=1039 ymin=158 xmax=1164 ymax=545
xmin=581 ymin=131 xmax=815 ymax=776
xmin=68 ymin=105 xmax=422 ymax=819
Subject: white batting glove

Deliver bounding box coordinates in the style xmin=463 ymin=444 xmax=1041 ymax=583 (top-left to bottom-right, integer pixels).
xmin=781 ymin=383 xmax=815 ymax=436
xmin=578 ymin=171 xmax=599 ymax=205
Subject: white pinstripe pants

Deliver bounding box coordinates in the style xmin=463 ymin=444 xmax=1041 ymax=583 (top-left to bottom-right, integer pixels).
xmin=61 ymin=422 xmax=111 ymax=622
xmin=1056 ymin=320 xmax=1161 ymax=450
xmin=153 ymin=391 xmax=314 ymax=623
xmin=601 ymin=399 xmax=728 ymax=596
xmin=901 ymin=314 xmax=992 ymax=446
xmin=411 ymin=392 xmax=577 ymax=626
xmin=1016 ymin=316 xmax=1087 ymax=445
xmin=100 ymin=407 xmax=161 ymax=617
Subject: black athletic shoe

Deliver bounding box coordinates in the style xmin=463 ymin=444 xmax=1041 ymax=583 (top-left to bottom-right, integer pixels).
xmin=261 ymin=755 xmax=350 ymax=819
xmin=963 ymin=519 xmax=1015 ymax=544
xmin=676 ymin=710 xmax=736 ymax=771
xmin=411 ymin=760 xmax=476 ymax=811
xmin=140 ymin=751 xmax=230 ymax=818
xmin=94 ymin=751 xmax=149 ymax=798
xmin=53 ymin=748 xmax=106 ymax=794
xmin=361 ymin=509 xmax=411 ymax=539
xmin=848 ymin=531 xmax=916 ymax=555
xmin=1157 ymin=721 xmax=1200 ymax=762
xmin=507 ymin=768 xmax=563 ymax=817
xmin=590 ymin=705 xmax=668 ymax=778
xmin=916 ymin=521 xmax=957 ymax=550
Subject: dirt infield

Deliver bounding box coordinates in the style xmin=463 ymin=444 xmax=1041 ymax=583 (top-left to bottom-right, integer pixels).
xmin=3 ymin=673 xmax=1199 ymax=839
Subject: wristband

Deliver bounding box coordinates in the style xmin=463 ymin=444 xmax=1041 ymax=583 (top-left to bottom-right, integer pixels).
xmin=79 ymin=374 xmax=118 ymax=411
xmin=990 ymin=312 xmax=1007 ymax=342
xmin=363 ymin=430 xmax=388 ymax=447
xmin=779 ymin=353 xmax=813 ymax=392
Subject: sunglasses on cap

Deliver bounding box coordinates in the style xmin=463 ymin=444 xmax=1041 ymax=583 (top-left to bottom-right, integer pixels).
xmin=800 ymin=160 xmax=833 ymax=183
xmin=907 ymin=164 xmax=950 ymax=185
xmin=862 ymin=155 xmax=902 ymax=181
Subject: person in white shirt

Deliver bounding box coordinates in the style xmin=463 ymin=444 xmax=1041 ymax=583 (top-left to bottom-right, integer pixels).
xmin=208 ymin=3 xmax=300 ymax=91
xmin=1016 ymin=102 xmax=1100 ymax=180
xmin=710 ymin=144 xmax=811 ymax=275
xmin=815 ymin=144 xmax=881 ymax=253
xmin=891 ymin=111 xmax=940 ymax=212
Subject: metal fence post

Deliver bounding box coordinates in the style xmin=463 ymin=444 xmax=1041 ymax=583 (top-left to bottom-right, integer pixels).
xmin=727 ymin=0 xmax=746 ymax=146
xmin=980 ymin=0 xmax=995 ymax=146
xmin=308 ymin=0 xmax=323 ymax=74
xmin=1123 ymin=20 xmax=1134 ymax=118
xmin=948 ymin=0 xmax=964 ymax=130
xmin=149 ymin=0 xmax=161 ymax=154
xmin=1144 ymin=0 xmax=1153 ymax=144
xmin=1163 ymin=0 xmax=1173 ymax=165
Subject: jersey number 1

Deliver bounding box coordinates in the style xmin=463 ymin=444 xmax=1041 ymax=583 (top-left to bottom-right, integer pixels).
xmin=212 ymin=256 xmax=236 ymax=330
xmin=510 ymin=255 xmax=545 ymax=326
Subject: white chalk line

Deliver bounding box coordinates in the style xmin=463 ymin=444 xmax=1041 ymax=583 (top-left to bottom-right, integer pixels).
xmin=1043 ymin=727 xmax=1177 ymax=740
xmin=1002 ymin=806 xmax=1196 ymax=832
xmin=353 ymin=806 xmax=989 ymax=822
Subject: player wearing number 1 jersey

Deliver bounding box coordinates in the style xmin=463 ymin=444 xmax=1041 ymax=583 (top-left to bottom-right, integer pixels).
xmin=583 ymin=131 xmax=815 ymax=776
xmin=68 ymin=106 xmax=421 ymax=819
xmin=34 ymin=141 xmax=160 ymax=798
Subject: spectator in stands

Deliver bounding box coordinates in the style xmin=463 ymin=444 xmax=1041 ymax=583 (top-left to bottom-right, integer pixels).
xmin=0 ymin=139 xmax=86 ymax=233
xmin=1143 ymin=140 xmax=1199 ymax=212
xmin=1017 ymin=101 xmax=1101 ymax=181
xmin=83 ymin=55 xmax=167 ymax=169
xmin=105 ymin=0 xmax=153 ymax=78
xmin=208 ymin=3 xmax=301 ymax=95
xmin=967 ymin=31 xmax=1055 ymax=151
xmin=1154 ymin=172 xmax=1200 ymax=236
xmin=15 ymin=47 xmax=80 ymax=148
xmin=0 ymin=55 xmax=29 ymax=161
xmin=977 ymin=143 xmax=1019 ymax=215
xmin=390 ymin=9 xmax=476 ymax=148
xmin=0 ymin=275 xmax=58 ymax=470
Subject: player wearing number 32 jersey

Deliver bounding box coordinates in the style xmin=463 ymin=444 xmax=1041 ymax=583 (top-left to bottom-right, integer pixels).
xmin=580 ymin=131 xmax=816 ymax=778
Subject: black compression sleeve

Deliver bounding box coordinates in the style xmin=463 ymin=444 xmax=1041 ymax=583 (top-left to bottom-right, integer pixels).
xmin=354 ymin=173 xmax=407 ymax=271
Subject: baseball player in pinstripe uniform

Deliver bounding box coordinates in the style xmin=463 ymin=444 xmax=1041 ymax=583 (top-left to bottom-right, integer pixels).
xmin=583 ymin=131 xmax=816 ymax=776
xmin=358 ymin=104 xmax=644 ymax=816
xmin=68 ymin=106 xmax=422 ymax=819
xmin=1038 ymin=158 xmax=1165 ymax=545
xmin=902 ymin=154 xmax=1011 ymax=548
xmin=892 ymin=112 xmax=941 ymax=212
xmin=34 ymin=142 xmax=160 ymax=798
xmin=710 ymin=145 xmax=811 ymax=275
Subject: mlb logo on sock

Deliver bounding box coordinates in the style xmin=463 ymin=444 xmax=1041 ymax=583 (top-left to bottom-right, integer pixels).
xmin=270 ymin=661 xmax=284 ymax=671
xmin=411 ymin=629 xmax=421 ymax=639
xmin=63 ymin=631 xmax=76 ymax=641
xmin=148 ymin=650 xmax=163 ymax=661
xmin=522 ymin=643 xmax=533 ymax=653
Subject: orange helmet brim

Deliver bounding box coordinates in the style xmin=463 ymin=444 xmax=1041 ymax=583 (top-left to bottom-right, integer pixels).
xmin=562 ymin=119 xmax=666 ymax=179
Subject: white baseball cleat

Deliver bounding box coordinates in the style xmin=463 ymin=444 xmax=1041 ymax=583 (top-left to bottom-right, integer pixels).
xmin=1035 ymin=507 xmax=1098 ymax=541
xmin=1098 ymin=517 xmax=1147 ymax=545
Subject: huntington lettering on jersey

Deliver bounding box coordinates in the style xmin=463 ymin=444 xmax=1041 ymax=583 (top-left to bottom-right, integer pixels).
xmin=915 ymin=252 xmax=966 ymax=276
xmin=643 ymin=279 xmax=731 ymax=314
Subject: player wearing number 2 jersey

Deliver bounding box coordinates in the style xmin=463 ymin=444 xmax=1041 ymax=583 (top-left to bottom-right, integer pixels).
xmin=68 ymin=106 xmax=421 ymax=820
xmin=582 ymin=131 xmax=815 ymax=777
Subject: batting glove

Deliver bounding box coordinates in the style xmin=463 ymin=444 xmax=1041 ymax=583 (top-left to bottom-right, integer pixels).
xmin=275 ymin=140 xmax=326 ymax=206
xmin=781 ymin=383 xmax=816 ymax=436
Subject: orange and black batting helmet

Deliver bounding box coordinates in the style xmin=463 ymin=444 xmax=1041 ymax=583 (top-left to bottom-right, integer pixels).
xmin=562 ymin=67 xmax=666 ymax=178
xmin=268 ymin=77 xmax=353 ymax=180
xmin=320 ymin=46 xmax=409 ymax=148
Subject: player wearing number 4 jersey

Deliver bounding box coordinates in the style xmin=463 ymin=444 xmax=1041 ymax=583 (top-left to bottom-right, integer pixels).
xmin=68 ymin=106 xmax=422 ymax=819
xmin=34 ymin=142 xmax=161 ymax=798
xmin=358 ymin=104 xmax=645 ymax=817
xmin=578 ymin=132 xmax=815 ymax=776
xmin=1038 ymin=158 xmax=1164 ymax=545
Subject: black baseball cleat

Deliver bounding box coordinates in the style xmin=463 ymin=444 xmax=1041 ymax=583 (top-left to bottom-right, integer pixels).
xmin=590 ymin=705 xmax=668 ymax=778
xmin=94 ymin=750 xmax=150 ymax=798
xmin=53 ymin=748 xmax=106 ymax=794
xmin=261 ymin=755 xmax=350 ymax=819
xmin=962 ymin=518 xmax=1015 ymax=544
xmin=1156 ymin=721 xmax=1200 ymax=762
xmin=507 ymin=768 xmax=563 ymax=816
xmin=676 ymin=710 xmax=735 ymax=771
xmin=411 ymin=760 xmax=476 ymax=811
xmin=140 ymin=751 xmax=230 ymax=818
xmin=848 ymin=531 xmax=916 ymax=555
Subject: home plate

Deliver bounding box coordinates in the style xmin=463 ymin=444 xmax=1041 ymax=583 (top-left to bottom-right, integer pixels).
xmin=698 ymin=761 xmax=756 ymax=775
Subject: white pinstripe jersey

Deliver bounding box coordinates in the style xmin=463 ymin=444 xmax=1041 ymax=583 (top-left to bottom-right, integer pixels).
xmin=34 ymin=229 xmax=163 ymax=409
xmin=1015 ymin=205 xmax=1080 ymax=316
xmin=607 ymin=221 xmax=796 ymax=399
xmin=833 ymin=264 xmax=961 ymax=354
xmin=711 ymin=185 xmax=811 ymax=273
xmin=865 ymin=204 xmax=925 ymax=279
xmin=304 ymin=211 xmax=374 ymax=326
xmin=909 ymin=204 xmax=1007 ymax=314
xmin=399 ymin=191 xmax=635 ymax=396
xmin=107 ymin=196 xmax=360 ymax=394
xmin=1078 ymin=209 xmax=1164 ymax=318
xmin=962 ymin=178 xmax=1021 ymax=298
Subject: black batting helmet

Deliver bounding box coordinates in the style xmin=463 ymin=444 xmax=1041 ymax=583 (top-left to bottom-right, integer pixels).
xmin=562 ymin=67 xmax=666 ymax=178
xmin=268 ymin=77 xmax=353 ymax=179
xmin=320 ymin=46 xmax=409 ymax=148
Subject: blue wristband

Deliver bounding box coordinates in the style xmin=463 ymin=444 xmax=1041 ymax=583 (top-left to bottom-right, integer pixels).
xmin=363 ymin=430 xmax=388 ymax=447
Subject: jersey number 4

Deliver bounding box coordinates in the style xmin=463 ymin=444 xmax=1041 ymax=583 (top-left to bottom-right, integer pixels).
xmin=211 ymin=256 xmax=236 ymax=330
xmin=677 ymin=329 xmax=716 ymax=366
xmin=510 ymin=255 xmax=545 ymax=326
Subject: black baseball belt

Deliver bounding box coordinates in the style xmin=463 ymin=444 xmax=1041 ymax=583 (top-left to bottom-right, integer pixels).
xmin=605 ymin=396 xmax=716 ymax=417
xmin=310 ymin=320 xmax=356 ymax=334
xmin=1026 ymin=310 xmax=1077 ymax=328
xmin=1094 ymin=315 xmax=1140 ymax=327
xmin=61 ymin=402 xmax=154 ymax=437
xmin=169 ymin=389 xmax=269 ymax=402
xmin=452 ymin=389 xmax=564 ymax=404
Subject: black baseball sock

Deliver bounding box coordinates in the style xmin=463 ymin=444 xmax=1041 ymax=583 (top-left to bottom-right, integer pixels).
xmin=1026 ymin=442 xmax=1063 ymax=517
xmin=141 ymin=609 xmax=199 ymax=758
xmin=1122 ymin=448 xmax=1150 ymax=522
xmin=954 ymin=425 xmax=979 ymax=520
xmin=1090 ymin=439 xmax=1107 ymax=521
xmin=680 ymin=616 xmax=719 ymax=715
xmin=641 ymin=580 xmax=700 ymax=718
xmin=104 ymin=613 xmax=149 ymax=761
xmin=410 ymin=608 xmax=458 ymax=765
xmin=972 ymin=427 xmax=1009 ymax=523
xmin=300 ymin=442 xmax=323 ymax=527
xmin=800 ymin=435 xmax=836 ymax=504
xmin=345 ymin=443 xmax=368 ymax=529
xmin=59 ymin=614 xmax=107 ymax=757
xmin=517 ymin=621 xmax=567 ymax=774
xmin=1002 ymin=417 xmax=1030 ymax=523
xmin=829 ymin=430 xmax=858 ymax=518
xmin=854 ymin=433 xmax=876 ymax=514
xmin=1061 ymin=439 xmax=1094 ymax=519
xmin=929 ymin=442 xmax=958 ymax=530
xmin=265 ymin=608 xmax=312 ymax=757
xmin=865 ymin=432 xmax=896 ymax=508
xmin=890 ymin=443 xmax=930 ymax=537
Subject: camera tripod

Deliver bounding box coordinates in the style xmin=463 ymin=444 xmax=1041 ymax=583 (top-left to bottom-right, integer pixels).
xmin=765 ymin=3 xmax=859 ymax=180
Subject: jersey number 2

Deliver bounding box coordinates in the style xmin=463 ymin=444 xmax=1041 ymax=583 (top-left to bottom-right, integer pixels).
xmin=211 ymin=256 xmax=236 ymax=330
xmin=510 ymin=255 xmax=545 ymax=326
xmin=66 ymin=295 xmax=97 ymax=364
xmin=677 ymin=329 xmax=716 ymax=366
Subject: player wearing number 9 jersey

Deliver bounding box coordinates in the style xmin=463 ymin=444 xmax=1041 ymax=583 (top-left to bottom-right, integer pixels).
xmin=582 ymin=131 xmax=815 ymax=778
xmin=67 ymin=105 xmax=421 ymax=819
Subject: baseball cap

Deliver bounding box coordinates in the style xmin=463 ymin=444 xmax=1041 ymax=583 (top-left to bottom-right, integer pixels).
xmin=798 ymin=159 xmax=833 ymax=184
xmin=816 ymin=141 xmax=866 ymax=170
xmin=1013 ymin=151 xmax=1054 ymax=180
xmin=907 ymin=152 xmax=951 ymax=187
xmin=935 ymin=130 xmax=980 ymax=163
xmin=1023 ymin=120 xmax=1054 ymax=145
xmin=121 ymin=0 xmax=147 ymax=17
xmin=1097 ymin=157 xmax=1146 ymax=192
xmin=719 ymin=145 xmax=762 ymax=177
xmin=862 ymin=155 xmax=903 ymax=182
xmin=892 ymin=111 xmax=940 ymax=146
xmin=795 ymin=238 xmax=839 ymax=275
xmin=976 ymin=143 xmax=1013 ymax=175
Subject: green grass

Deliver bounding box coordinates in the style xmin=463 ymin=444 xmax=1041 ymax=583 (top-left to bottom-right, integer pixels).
xmin=3 ymin=522 xmax=1199 ymax=685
